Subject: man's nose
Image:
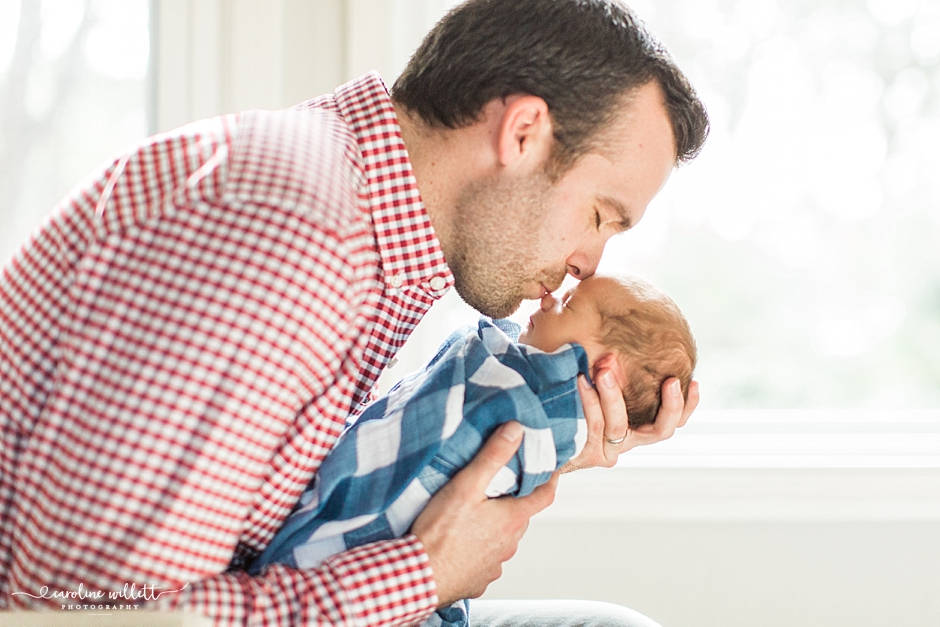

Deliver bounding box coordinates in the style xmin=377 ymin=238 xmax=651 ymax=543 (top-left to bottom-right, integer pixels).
xmin=565 ymin=234 xmax=608 ymax=280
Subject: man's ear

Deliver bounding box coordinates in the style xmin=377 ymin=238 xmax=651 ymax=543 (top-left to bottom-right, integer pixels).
xmin=496 ymin=95 xmax=553 ymax=171
xmin=592 ymin=353 xmax=627 ymax=389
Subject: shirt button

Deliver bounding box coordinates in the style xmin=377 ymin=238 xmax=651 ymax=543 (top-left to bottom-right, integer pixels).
xmin=429 ymin=276 xmax=446 ymax=291
xmin=388 ymin=273 xmax=404 ymax=288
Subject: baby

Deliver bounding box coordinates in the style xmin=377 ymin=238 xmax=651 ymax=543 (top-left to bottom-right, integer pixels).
xmin=517 ymin=273 xmax=696 ymax=429
xmin=249 ymin=273 xmax=696 ymax=626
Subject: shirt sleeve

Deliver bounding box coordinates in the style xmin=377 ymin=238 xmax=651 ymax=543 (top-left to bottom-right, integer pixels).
xmin=0 ymin=112 xmax=438 ymax=626
xmin=154 ymin=538 xmax=437 ymax=626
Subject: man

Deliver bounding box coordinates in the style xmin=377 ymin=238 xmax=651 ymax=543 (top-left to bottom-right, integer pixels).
xmin=0 ymin=0 xmax=707 ymax=625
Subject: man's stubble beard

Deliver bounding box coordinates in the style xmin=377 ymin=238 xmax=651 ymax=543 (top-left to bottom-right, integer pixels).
xmin=446 ymin=170 xmax=567 ymax=319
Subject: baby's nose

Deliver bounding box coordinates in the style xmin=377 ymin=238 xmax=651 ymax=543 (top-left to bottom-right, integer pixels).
xmin=539 ymin=292 xmax=557 ymax=311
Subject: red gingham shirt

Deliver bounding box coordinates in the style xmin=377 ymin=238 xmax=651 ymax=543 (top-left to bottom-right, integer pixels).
xmin=0 ymin=72 xmax=454 ymax=626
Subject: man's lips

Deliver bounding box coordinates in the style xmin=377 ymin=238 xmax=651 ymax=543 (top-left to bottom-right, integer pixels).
xmin=528 ymin=279 xmax=562 ymax=301
xmin=525 ymin=284 xmax=550 ymax=301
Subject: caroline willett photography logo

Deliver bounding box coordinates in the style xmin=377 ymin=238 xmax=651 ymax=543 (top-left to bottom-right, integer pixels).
xmin=12 ymin=582 xmax=189 ymax=610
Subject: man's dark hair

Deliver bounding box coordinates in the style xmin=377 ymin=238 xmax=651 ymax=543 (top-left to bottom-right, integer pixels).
xmin=392 ymin=0 xmax=709 ymax=173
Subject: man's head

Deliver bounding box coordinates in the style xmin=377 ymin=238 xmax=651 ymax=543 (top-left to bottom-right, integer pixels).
xmin=394 ymin=0 xmax=709 ymax=172
xmin=392 ymin=0 xmax=708 ymax=319
xmin=517 ymin=274 xmax=697 ymax=429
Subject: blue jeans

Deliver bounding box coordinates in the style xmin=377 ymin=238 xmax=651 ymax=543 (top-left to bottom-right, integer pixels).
xmin=468 ymin=600 xmax=663 ymax=627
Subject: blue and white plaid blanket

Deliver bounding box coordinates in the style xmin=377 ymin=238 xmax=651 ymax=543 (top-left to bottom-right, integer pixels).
xmin=251 ymin=319 xmax=589 ymax=626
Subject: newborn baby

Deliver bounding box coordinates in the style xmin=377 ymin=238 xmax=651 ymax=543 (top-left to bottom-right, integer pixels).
xmin=249 ymin=274 xmax=696 ymax=626
xmin=518 ymin=273 xmax=696 ymax=429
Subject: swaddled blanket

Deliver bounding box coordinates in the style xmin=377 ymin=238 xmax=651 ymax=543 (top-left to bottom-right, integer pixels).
xmin=250 ymin=319 xmax=590 ymax=626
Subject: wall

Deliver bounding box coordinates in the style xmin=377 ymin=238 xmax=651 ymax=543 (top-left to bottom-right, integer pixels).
xmin=485 ymin=467 xmax=940 ymax=627
xmin=492 ymin=518 xmax=940 ymax=627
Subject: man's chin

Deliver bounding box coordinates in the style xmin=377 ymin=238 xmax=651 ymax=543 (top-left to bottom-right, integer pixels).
xmin=472 ymin=299 xmax=522 ymax=320
xmin=453 ymin=283 xmax=523 ymax=319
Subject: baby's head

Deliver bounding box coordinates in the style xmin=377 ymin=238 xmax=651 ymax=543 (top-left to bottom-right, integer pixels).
xmin=517 ymin=274 xmax=696 ymax=428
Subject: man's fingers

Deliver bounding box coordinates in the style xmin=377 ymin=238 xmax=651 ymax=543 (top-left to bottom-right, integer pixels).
xmin=577 ymin=375 xmax=601 ymax=416
xmin=576 ymin=375 xmax=605 ymax=444
xmin=595 ymin=370 xmax=628 ymax=444
xmin=455 ymin=421 xmax=524 ymax=494
xmin=677 ymin=379 xmax=699 ymax=428
xmin=514 ymin=469 xmax=558 ymax=516
xmin=568 ymin=376 xmax=701 ymax=468
xmin=572 ymin=375 xmax=619 ymax=468
xmin=652 ymin=378 xmax=683 ymax=439
xmin=622 ymin=378 xmax=689 ymax=450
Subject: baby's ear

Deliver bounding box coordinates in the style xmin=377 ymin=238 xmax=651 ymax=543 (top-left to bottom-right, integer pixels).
xmin=592 ymin=353 xmax=626 ymax=389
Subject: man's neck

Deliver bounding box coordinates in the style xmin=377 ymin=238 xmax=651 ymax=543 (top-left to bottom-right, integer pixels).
xmin=392 ymin=101 xmax=501 ymax=259
xmin=393 ymin=102 xmax=451 ymax=242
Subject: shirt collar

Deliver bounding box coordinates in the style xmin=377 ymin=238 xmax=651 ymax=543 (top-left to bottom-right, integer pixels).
xmin=333 ymin=72 xmax=454 ymax=297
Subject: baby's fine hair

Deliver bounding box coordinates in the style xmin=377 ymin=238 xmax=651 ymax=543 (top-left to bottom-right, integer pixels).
xmin=595 ymin=275 xmax=697 ymax=429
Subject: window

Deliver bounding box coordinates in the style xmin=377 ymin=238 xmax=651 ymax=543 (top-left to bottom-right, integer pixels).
xmin=365 ymin=0 xmax=940 ymax=472
xmin=617 ymin=0 xmax=940 ymax=412
xmin=6 ymin=0 xmax=938 ymax=471
xmin=0 ymin=0 xmax=151 ymax=264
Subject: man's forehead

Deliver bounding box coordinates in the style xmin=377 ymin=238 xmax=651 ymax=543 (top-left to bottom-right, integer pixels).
xmin=593 ymin=82 xmax=677 ymax=163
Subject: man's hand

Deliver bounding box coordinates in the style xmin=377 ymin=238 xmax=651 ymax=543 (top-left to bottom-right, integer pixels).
xmin=411 ymin=421 xmax=558 ymax=608
xmin=560 ymin=372 xmax=699 ymax=473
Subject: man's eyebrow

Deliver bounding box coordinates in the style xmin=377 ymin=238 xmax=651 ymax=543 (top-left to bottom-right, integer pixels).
xmin=598 ymin=196 xmax=633 ymax=230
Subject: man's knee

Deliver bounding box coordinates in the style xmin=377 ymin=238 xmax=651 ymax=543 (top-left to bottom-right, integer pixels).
xmin=469 ymin=599 xmax=663 ymax=627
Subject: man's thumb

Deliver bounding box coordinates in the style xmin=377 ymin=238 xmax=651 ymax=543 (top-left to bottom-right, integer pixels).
xmin=458 ymin=421 xmax=523 ymax=493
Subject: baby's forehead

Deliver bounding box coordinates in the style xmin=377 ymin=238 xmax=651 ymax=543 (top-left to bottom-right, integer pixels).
xmin=585 ymin=275 xmax=682 ymax=328
xmin=581 ymin=275 xmax=655 ymax=305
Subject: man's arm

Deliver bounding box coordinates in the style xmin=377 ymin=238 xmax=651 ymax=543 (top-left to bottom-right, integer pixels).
xmin=151 ymin=540 xmax=436 ymax=625
xmin=0 ymin=114 xmax=441 ymax=626
xmin=152 ymin=423 xmax=556 ymax=620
